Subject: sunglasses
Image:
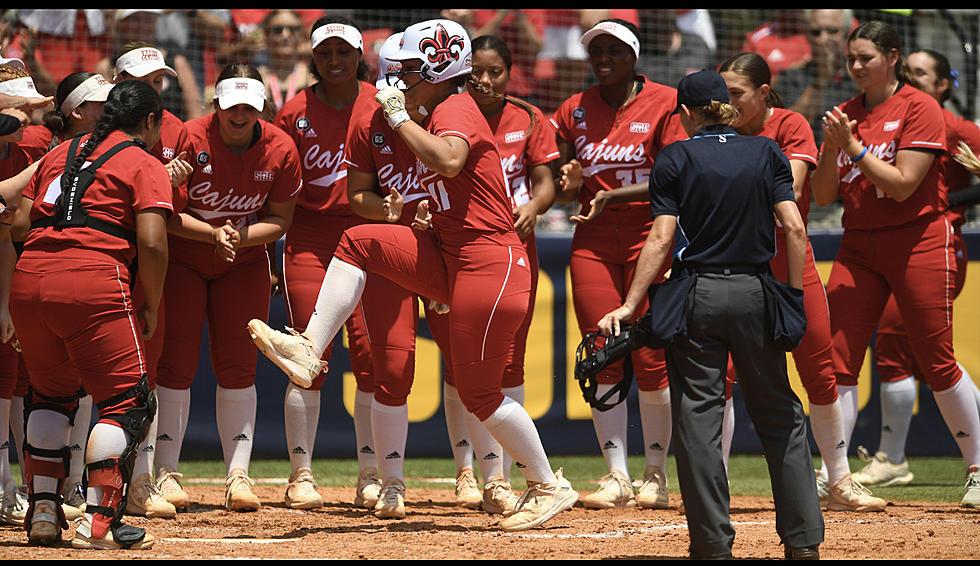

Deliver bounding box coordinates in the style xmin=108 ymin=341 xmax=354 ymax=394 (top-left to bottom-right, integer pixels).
xmin=268 ymin=25 xmax=302 ymax=35
xmin=809 ymin=27 xmax=842 ymax=37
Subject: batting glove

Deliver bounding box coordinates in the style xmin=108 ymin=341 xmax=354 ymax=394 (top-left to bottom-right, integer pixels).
xmin=375 ymin=86 xmax=411 ymax=130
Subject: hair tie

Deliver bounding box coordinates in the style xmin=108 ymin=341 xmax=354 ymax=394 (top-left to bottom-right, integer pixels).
xmin=951 ymin=69 xmax=960 ymax=88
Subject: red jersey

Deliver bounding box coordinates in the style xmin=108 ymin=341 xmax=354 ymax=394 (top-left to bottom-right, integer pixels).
xmin=828 ymin=84 xmax=947 ymax=231
xmin=19 ymin=125 xmax=54 ymax=161
xmin=343 ymin=106 xmax=426 ymax=224
xmin=420 ymin=93 xmax=516 ymax=246
xmin=22 ymin=130 xmax=173 ymax=267
xmin=741 ymin=20 xmax=810 ymax=76
xmin=481 ymin=97 xmax=559 ymax=210
xmin=551 ymin=76 xmax=686 ymax=220
xmin=757 ymin=107 xmax=819 ymax=225
xmin=151 ymin=109 xmax=189 ymax=164
xmin=942 ymin=107 xmax=980 ymax=228
xmin=0 ymin=143 xmax=32 ymax=181
xmin=272 ymin=82 xmax=379 ymax=216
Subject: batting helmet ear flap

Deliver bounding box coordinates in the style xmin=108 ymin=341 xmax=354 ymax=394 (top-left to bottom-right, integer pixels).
xmin=574 ymin=324 xmax=648 ymax=411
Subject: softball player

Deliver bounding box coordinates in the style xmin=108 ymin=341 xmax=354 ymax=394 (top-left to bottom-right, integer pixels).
xmin=811 ymin=21 xmax=980 ymax=508
xmin=550 ymin=19 xmax=685 ymax=509
xmin=250 ymin=18 xmax=578 ymax=532
xmin=153 ymin=63 xmax=302 ymax=513
xmin=12 ymin=80 xmax=169 ymax=549
xmin=855 ymin=48 xmax=980 ymax=489
xmin=718 ymin=52 xmax=885 ymax=512
xmin=269 ymin=15 xmax=381 ymax=511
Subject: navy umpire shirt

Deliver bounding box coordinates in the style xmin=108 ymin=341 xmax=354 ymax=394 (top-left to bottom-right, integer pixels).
xmin=648 ymin=123 xmax=796 ymax=266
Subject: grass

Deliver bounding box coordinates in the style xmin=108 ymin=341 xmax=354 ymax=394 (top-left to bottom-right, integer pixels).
xmin=43 ymin=454 xmax=965 ymax=504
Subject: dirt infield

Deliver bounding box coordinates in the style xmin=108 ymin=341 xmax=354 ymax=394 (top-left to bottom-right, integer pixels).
xmin=2 ymin=483 xmax=978 ymax=560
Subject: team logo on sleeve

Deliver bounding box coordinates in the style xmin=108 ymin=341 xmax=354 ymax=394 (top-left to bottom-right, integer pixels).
xmin=372 ymin=132 xmax=386 ymax=147
xmin=196 ymin=151 xmax=210 ymax=166
xmin=573 ymin=107 xmax=586 ymax=121
xmin=296 ymin=117 xmax=311 ymax=132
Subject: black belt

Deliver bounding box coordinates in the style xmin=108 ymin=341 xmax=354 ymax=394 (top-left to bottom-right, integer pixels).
xmin=682 ymin=263 xmax=770 ymax=276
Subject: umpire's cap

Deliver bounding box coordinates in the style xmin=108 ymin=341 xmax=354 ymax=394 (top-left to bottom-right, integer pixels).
xmin=673 ymin=70 xmax=730 ymax=114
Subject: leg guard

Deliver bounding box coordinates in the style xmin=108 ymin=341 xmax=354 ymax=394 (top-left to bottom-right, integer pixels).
xmin=22 ymin=385 xmax=83 ymax=539
xmin=86 ymin=376 xmax=155 ymax=547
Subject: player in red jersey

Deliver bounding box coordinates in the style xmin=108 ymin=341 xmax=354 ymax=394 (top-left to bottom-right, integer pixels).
xmin=852 ymin=48 xmax=980 ymax=491
xmin=550 ymin=19 xmax=685 ymax=510
xmin=270 ymin=15 xmax=382 ymax=512
xmin=457 ymin=33 xmax=559 ymax=511
xmin=153 ymin=63 xmax=302 ymax=514
xmin=811 ymin=21 xmax=980 ymax=508
xmin=249 ymin=18 xmax=578 ymax=531
xmin=719 ymin=52 xmax=885 ymax=512
xmin=11 ymin=80 xmax=170 ymax=550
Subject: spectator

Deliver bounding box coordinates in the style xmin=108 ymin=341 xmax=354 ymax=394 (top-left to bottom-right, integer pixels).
xmin=676 ymin=9 xmax=717 ymax=52
xmin=533 ymin=10 xmax=594 ymax=114
xmin=776 ymin=9 xmax=858 ymax=145
xmin=740 ymin=10 xmax=810 ymax=77
xmin=257 ymin=10 xmax=314 ymax=114
xmin=635 ymin=9 xmax=714 ymax=88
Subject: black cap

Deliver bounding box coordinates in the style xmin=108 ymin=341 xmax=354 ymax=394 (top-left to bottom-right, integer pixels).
xmin=673 ymin=69 xmax=730 ymax=114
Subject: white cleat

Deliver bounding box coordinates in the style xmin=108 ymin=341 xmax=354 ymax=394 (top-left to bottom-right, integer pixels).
xmin=248 ymin=319 xmax=327 ymax=389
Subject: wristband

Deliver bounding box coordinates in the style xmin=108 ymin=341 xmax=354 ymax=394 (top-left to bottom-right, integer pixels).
xmin=850 ymin=145 xmax=868 ymax=163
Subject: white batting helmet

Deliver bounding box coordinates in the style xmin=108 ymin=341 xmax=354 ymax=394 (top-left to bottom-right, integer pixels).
xmin=376 ymin=32 xmax=406 ymax=90
xmin=388 ymin=19 xmax=471 ymax=84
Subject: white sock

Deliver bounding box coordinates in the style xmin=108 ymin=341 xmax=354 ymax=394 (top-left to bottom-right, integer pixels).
xmin=722 ymin=396 xmax=735 ymax=472
xmin=353 ymin=389 xmax=376 ymax=471
xmin=284 ymin=383 xmax=320 ymax=471
xmin=66 ymin=395 xmax=92 ymax=488
xmin=10 ymin=396 xmax=25 ymax=485
xmin=879 ymin=377 xmax=916 ymax=464
xmin=466 ymin=409 xmax=504 ymax=483
xmin=443 ymin=383 xmax=474 ymax=473
xmin=216 ymin=385 xmax=256 ymax=475
xmin=638 ymin=387 xmax=671 ymax=472
xmin=499 ymin=385 xmax=524 ymax=483
xmin=84 ymin=422 xmax=130 ymax=523
xmin=372 ymin=402 xmax=408 ymax=483
xmin=131 ymin=401 xmax=158 ymax=479
xmin=838 ymin=385 xmax=860 ymax=446
xmin=481 ymin=397 xmax=555 ymax=485
xmin=809 ymin=399 xmax=850 ymax=484
xmin=305 ymin=258 xmax=366 ymax=356
xmin=25 ymin=409 xmax=70 ymax=495
xmin=959 ymin=364 xmax=980 ymax=417
xmin=590 ymin=384 xmax=629 ymax=477
xmin=0 ymin=398 xmax=9 ymax=487
xmin=933 ymin=375 xmax=980 ymax=469
xmin=154 ymin=385 xmax=190 ymax=473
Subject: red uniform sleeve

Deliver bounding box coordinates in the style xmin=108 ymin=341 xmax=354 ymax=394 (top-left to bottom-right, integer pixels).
xmin=778 ymin=111 xmax=818 ymax=167
xmin=526 ymin=106 xmax=560 ymax=166
xmin=131 ymin=157 xmax=175 ymax=214
xmin=266 ymin=132 xmax=304 ymax=203
xmin=899 ymin=94 xmax=947 ymax=153
xmin=343 ymin=109 xmax=378 ymax=174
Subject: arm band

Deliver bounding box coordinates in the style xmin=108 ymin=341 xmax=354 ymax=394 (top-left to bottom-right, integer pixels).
xmin=850 ymin=146 xmax=868 ymax=163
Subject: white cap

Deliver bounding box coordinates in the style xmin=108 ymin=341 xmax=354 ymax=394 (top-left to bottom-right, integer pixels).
xmin=60 ymin=74 xmax=114 ymax=115
xmin=580 ymin=21 xmax=640 ymax=60
xmin=213 ymin=77 xmax=266 ymax=112
xmin=0 ymin=57 xmax=25 ymax=70
xmin=0 ymin=76 xmax=44 ymax=99
xmin=114 ymin=47 xmax=177 ymax=81
xmin=376 ymin=33 xmax=406 ymax=90
xmin=311 ymin=23 xmax=363 ymax=51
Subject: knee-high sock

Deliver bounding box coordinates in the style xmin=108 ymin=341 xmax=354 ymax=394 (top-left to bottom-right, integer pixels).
xmin=0 ymin=398 xmax=9 ymax=487
xmin=879 ymin=376 xmax=916 ymax=464
xmin=131 ymin=400 xmax=158 ymax=479
xmin=10 ymin=395 xmax=25 ymax=485
xmin=933 ymin=375 xmax=980 ymax=469
xmin=154 ymin=385 xmax=190 ymax=474
xmin=638 ymin=387 xmax=671 ymax=472
xmin=481 ymin=397 xmax=554 ymax=485
xmin=465 ymin=408 xmax=504 ymax=483
xmin=25 ymin=409 xmax=70 ymax=495
xmin=838 ymin=384 xmax=859 ymax=445
xmin=84 ymin=422 xmax=129 ymax=522
xmin=499 ymin=385 xmax=524 ymax=483
xmin=809 ymin=399 xmax=850 ymax=484
xmin=354 ymin=389 xmax=376 ymax=472
xmin=590 ymin=384 xmax=629 ymax=477
xmin=443 ymin=383 xmax=473 ymax=473
xmin=66 ymin=395 xmax=92 ymax=490
xmin=721 ymin=396 xmax=734 ymax=472
xmin=216 ymin=385 xmax=256 ymax=474
xmin=304 ymin=258 xmax=367 ymax=356
xmin=959 ymin=364 xmax=980 ymax=418
xmin=284 ymin=384 xmax=320 ymax=472
xmin=372 ymin=401 xmax=408 ymax=483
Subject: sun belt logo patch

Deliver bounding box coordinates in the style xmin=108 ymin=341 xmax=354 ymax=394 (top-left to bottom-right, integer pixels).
xmin=420 ymin=23 xmax=464 ymax=66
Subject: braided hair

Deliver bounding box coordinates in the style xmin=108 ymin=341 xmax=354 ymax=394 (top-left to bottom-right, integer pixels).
xmin=57 ymin=80 xmax=162 ymax=215
xmin=467 ymin=35 xmax=536 ymax=136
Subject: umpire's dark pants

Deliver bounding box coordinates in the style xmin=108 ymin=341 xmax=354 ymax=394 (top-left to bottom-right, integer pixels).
xmin=665 ymin=273 xmax=824 ymax=558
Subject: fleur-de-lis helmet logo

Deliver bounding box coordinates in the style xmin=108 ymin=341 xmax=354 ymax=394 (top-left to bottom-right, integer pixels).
xmin=419 ymin=24 xmax=465 ymax=69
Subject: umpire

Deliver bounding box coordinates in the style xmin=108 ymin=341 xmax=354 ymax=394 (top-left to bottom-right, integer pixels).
xmin=598 ymin=70 xmax=824 ymax=560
